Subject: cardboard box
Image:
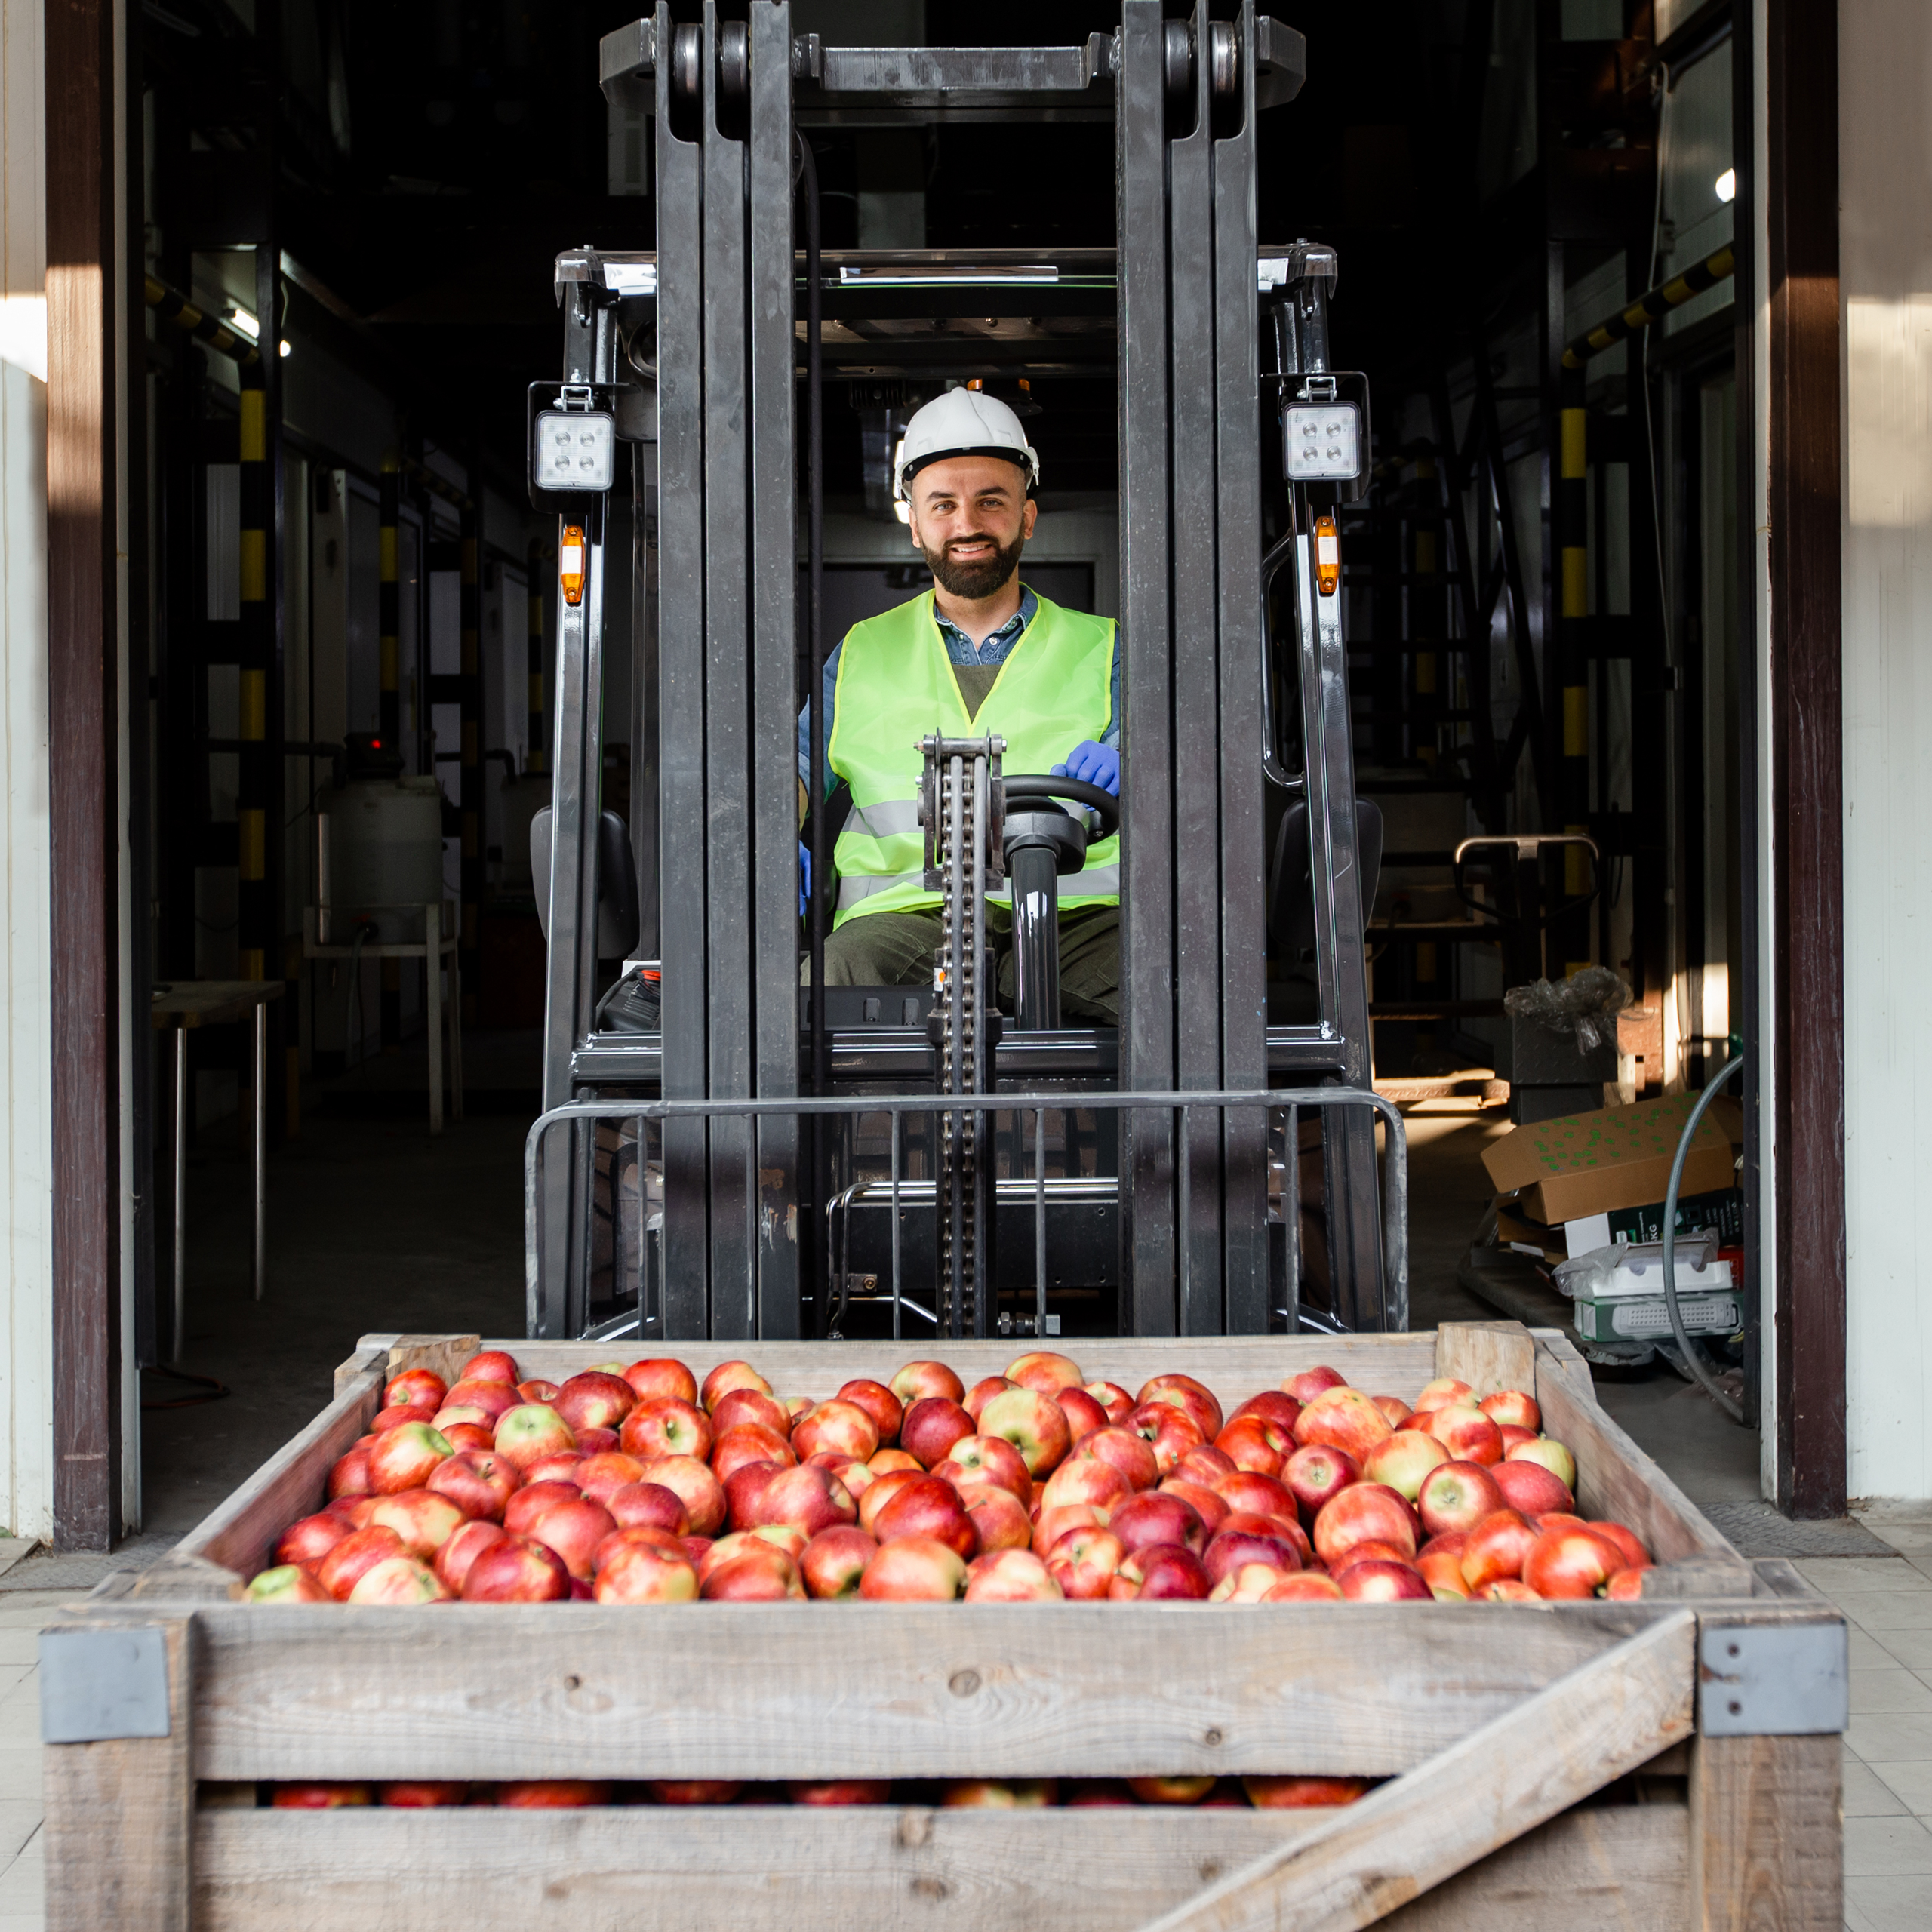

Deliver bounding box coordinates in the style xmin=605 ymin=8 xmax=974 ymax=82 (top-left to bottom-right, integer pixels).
xmin=1573 ymin=1291 xmax=1740 ymax=1342
xmin=1481 ymin=1093 xmax=1738 ymax=1226
xmin=1563 ymin=1186 xmax=1746 ymax=1257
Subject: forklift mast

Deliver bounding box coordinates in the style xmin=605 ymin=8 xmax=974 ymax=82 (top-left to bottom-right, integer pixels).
xmin=525 ymin=3 xmax=1401 ymax=1346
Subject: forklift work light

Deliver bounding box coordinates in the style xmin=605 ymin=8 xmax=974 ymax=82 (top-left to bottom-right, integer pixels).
xmin=1284 ymin=401 xmax=1362 ymax=481
xmin=534 ymin=410 xmax=617 ymax=491
xmin=559 ymin=525 xmax=586 ymax=606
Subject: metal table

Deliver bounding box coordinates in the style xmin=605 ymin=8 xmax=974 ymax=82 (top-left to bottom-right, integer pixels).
xmin=150 ymin=978 xmax=284 ymax=1362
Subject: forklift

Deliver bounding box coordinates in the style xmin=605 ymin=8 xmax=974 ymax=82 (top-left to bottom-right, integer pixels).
xmin=522 ymin=2 xmax=1406 ymax=1346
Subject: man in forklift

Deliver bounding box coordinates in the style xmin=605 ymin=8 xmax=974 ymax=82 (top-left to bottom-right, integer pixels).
xmin=798 ymin=389 xmax=1122 ymax=1023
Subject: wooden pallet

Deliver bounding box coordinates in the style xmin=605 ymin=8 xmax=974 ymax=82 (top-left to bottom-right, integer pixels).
xmin=42 ymin=1324 xmax=1845 ymax=1931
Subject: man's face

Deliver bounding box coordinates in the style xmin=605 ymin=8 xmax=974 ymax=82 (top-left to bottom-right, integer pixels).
xmin=906 ymin=454 xmax=1037 ymax=601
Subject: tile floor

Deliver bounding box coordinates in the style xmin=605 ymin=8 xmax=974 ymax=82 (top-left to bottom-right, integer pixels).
xmin=0 ymin=1549 xmax=1927 ymax=1926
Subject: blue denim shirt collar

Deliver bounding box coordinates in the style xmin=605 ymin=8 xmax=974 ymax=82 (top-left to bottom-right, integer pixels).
xmin=932 ymin=584 xmax=1038 ymax=666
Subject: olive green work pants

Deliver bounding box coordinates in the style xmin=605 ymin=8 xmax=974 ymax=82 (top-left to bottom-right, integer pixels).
xmin=801 ymin=905 xmax=1120 ymax=1025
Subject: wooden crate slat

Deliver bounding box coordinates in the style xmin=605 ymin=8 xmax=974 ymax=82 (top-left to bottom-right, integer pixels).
xmin=1531 ymin=1338 xmax=1742 ymax=1568
xmin=189 ymin=1601 xmax=1660 ymax=1783
xmin=1431 ymin=1321 xmax=1536 ymax=1395
xmin=1691 ymin=1734 xmax=1844 ymax=1932
xmin=189 ymin=1801 xmax=1688 ymax=1932
xmin=175 ymin=1370 xmax=384 ymax=1584
xmin=1137 ymin=1609 xmax=1697 ymax=1930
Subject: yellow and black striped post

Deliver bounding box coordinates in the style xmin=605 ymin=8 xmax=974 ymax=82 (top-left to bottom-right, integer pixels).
xmin=460 ymin=500 xmax=481 ymax=1021
xmin=1558 ymin=359 xmax=1591 ymax=972
xmin=143 ymin=272 xmax=260 ymax=369
xmin=237 ymin=361 xmax=271 ymax=986
xmin=525 ymin=538 xmax=546 ymax=775
xmin=378 ymin=456 xmax=401 ymax=748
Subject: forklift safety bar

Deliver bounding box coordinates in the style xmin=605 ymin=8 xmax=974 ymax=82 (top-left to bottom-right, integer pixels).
xmin=525 ymin=1085 xmax=1406 ymax=1341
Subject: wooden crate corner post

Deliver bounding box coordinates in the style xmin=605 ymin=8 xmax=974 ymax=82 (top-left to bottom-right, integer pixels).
xmin=1432 ymin=1320 xmax=1537 ymax=1396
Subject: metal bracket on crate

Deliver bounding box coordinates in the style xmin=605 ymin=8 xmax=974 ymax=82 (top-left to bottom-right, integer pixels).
xmin=40 ymin=1627 xmax=171 ymax=1743
xmin=1697 ymin=1620 xmax=1849 ymax=1736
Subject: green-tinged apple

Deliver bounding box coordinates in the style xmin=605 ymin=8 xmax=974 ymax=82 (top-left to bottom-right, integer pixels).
xmin=1411 ymin=1376 xmax=1475 ymax=1414
xmin=1129 ymin=1776 xmax=1215 ymax=1804
xmin=1361 ymin=1430 xmax=1450 ymax=1500
xmin=367 ymin=1420 xmax=456 ymax=1494
xmin=347 ymin=1555 xmax=449 ymax=1604
xmin=889 ymin=1360 xmax=964 ymax=1405
xmin=366 ymin=1489 xmax=467 ymax=1558
xmin=1293 ymin=1387 xmax=1393 ymax=1460
xmin=1262 ymin=1571 xmax=1343 ymax=1600
xmin=619 ymin=1395 xmax=713 ymax=1462
xmin=245 ymin=1564 xmax=331 ymax=1604
xmin=801 ymin=1524 xmax=876 ymax=1598
xmin=593 ymin=1539 xmax=700 ymax=1603
xmin=940 ymin=1779 xmax=1058 ymax=1807
xmin=936 ymin=1433 xmax=1032 ymax=1502
xmin=1044 ymin=1524 xmax=1124 ymax=1598
xmin=860 ymin=1534 xmax=968 ymax=1601
xmin=1417 ymin=1549 xmax=1472 ymax=1599
xmin=792 ymin=1398 xmax=880 ymax=1463
xmin=1415 ymin=1460 xmax=1506 ymax=1537
xmin=1479 ymin=1389 xmax=1540 ymax=1430
xmin=315 ymin=1525 xmax=406 ymax=1600
xmin=1507 ymin=1435 xmax=1577 ymax=1488
xmin=492 ymin=1404 xmax=575 ymax=1472
xmin=1491 ymin=1457 xmax=1574 ymax=1516
xmin=1004 ymin=1349 xmax=1085 ymax=1393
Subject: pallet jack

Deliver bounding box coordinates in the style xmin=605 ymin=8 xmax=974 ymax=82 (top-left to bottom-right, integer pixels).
xmin=523 ymin=2 xmax=1405 ymax=1345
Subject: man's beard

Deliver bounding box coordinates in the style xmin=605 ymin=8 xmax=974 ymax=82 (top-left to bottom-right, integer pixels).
xmin=924 ymin=529 xmax=1025 ymax=601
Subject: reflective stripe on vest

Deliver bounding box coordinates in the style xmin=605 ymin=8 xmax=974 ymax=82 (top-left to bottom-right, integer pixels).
xmin=826 ymin=587 xmax=1119 ymax=928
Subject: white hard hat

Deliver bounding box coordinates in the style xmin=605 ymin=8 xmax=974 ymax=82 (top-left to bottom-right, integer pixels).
xmin=894 ymin=387 xmax=1041 ymax=500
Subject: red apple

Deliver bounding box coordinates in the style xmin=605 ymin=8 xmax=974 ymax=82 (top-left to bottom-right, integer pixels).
xmin=1476 ymin=1578 xmax=1541 ymax=1601
xmin=1604 ymin=1568 xmax=1647 ymax=1601
xmin=570 ymin=1451 xmax=648 ymax=1508
xmin=792 ymin=1398 xmax=880 ymax=1463
xmin=493 ymin=1404 xmax=575 ymax=1472
xmin=316 ymin=1525 xmax=406 ymax=1600
xmin=452 ymin=1424 xmax=502 ymax=1454
xmin=697 ymin=1531 xmax=772 ymax=1585
xmin=1480 ymin=1389 xmax=1541 ymax=1430
xmin=1460 ymin=1508 xmax=1538 ymax=1589
xmin=553 ymin=1371 xmax=637 ymax=1435
xmin=500 ymin=1780 xmax=611 ymax=1807
xmin=954 ymin=1376 xmax=1009 ymax=1423
xmin=1075 ymin=1425 xmax=1159 ymax=1492
xmin=752 ymin=1464 xmax=857 ymax=1539
xmin=801 ymin=1524 xmax=877 ymax=1598
xmin=347 ymin=1555 xmax=448 ymax=1605
xmin=327 ymin=1495 xmax=377 ymax=1526
xmin=272 ymin=1783 xmax=373 ymax=1808
xmin=937 ymin=1433 xmax=1033 ymax=1503
xmin=1126 ymin=1774 xmax=1215 ymax=1804
xmin=900 ymin=1396 xmax=977 ymax=1469
xmin=1361 ymin=1430 xmax=1450 ymax=1501
xmin=1497 ymin=1423 xmax=1538 ymax=1453
xmin=245 ymin=1564 xmax=331 ymax=1604
xmin=723 ymin=1461 xmax=783 ymax=1531
xmin=1418 ymin=1528 xmax=1469 ymax=1559
xmin=516 ymin=1379 xmax=561 ymax=1404
xmin=441 ymin=1380 xmax=520 ymax=1424
xmin=712 ymin=1424 xmax=795 ymax=1484
xmin=1044 ymin=1524 xmax=1125 ymax=1598
xmin=1416 ymin=1460 xmax=1506 ymax=1537
xmin=524 ymin=1495 xmax=618 ymax=1580
xmin=1589 ymin=1520 xmax=1651 ymax=1573
xmin=1215 ymin=1415 xmax=1294 ymax=1476
xmin=1417 ymin=1549 xmax=1474 ymax=1600
xmin=1294 ymin=1387 xmax=1393 ymax=1460
xmin=824 ymin=1379 xmax=897 ymax=1446
xmin=1370 ymin=1395 xmax=1414 ymax=1428
xmin=428 ymin=1450 xmax=521 ymax=1523
xmin=500 ymin=1478 xmax=580 ymax=1536
xmin=1283 ymin=1364 xmax=1347 ymax=1404
xmin=608 ymin=1480 xmax=693 ymax=1537
xmin=621 ymin=1357 xmax=698 ymax=1404
xmin=525 ymin=1452 xmax=589 ymax=1488
xmin=1118 ymin=1543 xmax=1211 ymax=1600
xmin=1158 ymin=1478 xmax=1229 ymax=1534
xmin=1245 ymin=1776 xmax=1370 ymax=1808
xmin=593 ymin=1539 xmax=699 ymax=1603
xmin=857 ymin=1469 xmax=924 ymax=1537
xmin=1084 ymin=1380 xmax=1134 ymax=1424
xmin=384 ymin=1367 xmax=448 ymax=1411
xmin=1327 ymin=1538 xmax=1416 ymax=1575
xmin=1214 ymin=1469 xmax=1297 ymax=1522
xmin=1312 ymin=1485 xmax=1417 ymax=1566
xmin=367 ymin=1421 xmax=456 ymax=1495
xmin=1203 ymin=1527 xmax=1300 ymax=1586
xmin=432 ymin=1519 xmax=507 ymax=1593
xmin=869 ymin=1447 xmax=922 ymax=1475
xmin=890 ymin=1360 xmax=964 ymax=1406
xmin=1032 ymin=1502 xmax=1107 ymax=1557
xmin=1210 ymin=1562 xmax=1292 ymax=1603
xmin=1109 ymin=1489 xmax=1207 ymax=1556
xmin=702 ymin=1546 xmax=805 ymax=1601
xmin=873 ymin=1475 xmax=979 ymax=1559
xmin=637 ymin=1454 xmax=728 ymax=1536
xmin=964 ymin=1548 xmax=1063 ymax=1601
xmin=1262 ymin=1571 xmax=1344 ymax=1601
xmin=860 ymin=1535 xmax=967 ymax=1601
xmin=1524 ymin=1525 xmax=1626 ymax=1599
xmin=1054 ymin=1386 xmax=1108 ymax=1442
xmin=594 ymin=1522 xmax=686 ymax=1569
xmin=1174 ymin=1444 xmax=1238 ymax=1487
xmin=1004 ymin=1349 xmax=1085 ymax=1393
xmin=619 ymin=1395 xmax=712 ymax=1463
xmin=1229 ymin=1391 xmax=1304 ymax=1434
xmin=274 ymin=1512 xmax=350 ymax=1567
xmin=789 ymin=1780 xmax=890 ymax=1806
xmin=1137 ymin=1373 xmax=1223 ymax=1441
xmin=1426 ymin=1405 xmax=1505 ymax=1466
xmin=328 ymin=1446 xmax=374 ymax=1498
xmin=1508 ymin=1435 xmax=1577 ymax=1489
xmin=1283 ymin=1443 xmax=1360 ymax=1523
xmin=459 ymin=1349 xmax=521 ymax=1385
xmin=1412 ymin=1376 xmax=1475 ymax=1414
xmin=1491 ymin=1457 xmax=1575 ymax=1517
xmin=378 ymin=1781 xmax=471 ymax=1806
xmin=1127 ymin=1400 xmax=1206 ymax=1475
xmin=965 ymin=1484 xmax=1033 ymax=1553
xmin=941 ymin=1779 xmax=1059 ymax=1807
xmin=1221 ymin=1508 xmax=1311 ymax=1564
xmin=711 ymin=1386 xmax=792 ymax=1441
xmin=368 ymin=1401 xmax=435 ymax=1435
xmin=366 ymin=1489 xmax=466 ymax=1558
xmin=700 ymin=1360 xmax=774 ymax=1413
xmin=1039 ymin=1456 xmax=1130 ymax=1514
xmin=1337 ymin=1559 xmax=1430 ymax=1603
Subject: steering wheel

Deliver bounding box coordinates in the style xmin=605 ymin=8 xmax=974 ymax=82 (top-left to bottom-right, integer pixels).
xmin=1002 ymin=774 xmax=1121 ymax=838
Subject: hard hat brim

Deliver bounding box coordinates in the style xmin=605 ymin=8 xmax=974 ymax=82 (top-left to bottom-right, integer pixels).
xmin=896 ymin=444 xmax=1038 ymax=498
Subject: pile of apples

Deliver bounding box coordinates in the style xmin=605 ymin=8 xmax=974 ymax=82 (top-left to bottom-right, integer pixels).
xmin=260 ymin=1774 xmax=1372 ymax=1810
xmin=246 ymin=1349 xmax=1652 ymax=1607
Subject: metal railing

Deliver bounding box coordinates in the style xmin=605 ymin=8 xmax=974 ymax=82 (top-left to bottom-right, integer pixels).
xmin=525 ymin=1086 xmax=1407 ymax=1340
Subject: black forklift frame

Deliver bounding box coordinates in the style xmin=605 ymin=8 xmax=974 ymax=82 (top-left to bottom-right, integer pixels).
xmin=531 ymin=2 xmax=1394 ymax=1343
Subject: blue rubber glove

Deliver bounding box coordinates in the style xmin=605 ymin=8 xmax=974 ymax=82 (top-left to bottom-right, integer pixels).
xmin=1051 ymin=739 xmax=1121 ymax=797
xmin=799 ymin=841 xmax=811 ymax=918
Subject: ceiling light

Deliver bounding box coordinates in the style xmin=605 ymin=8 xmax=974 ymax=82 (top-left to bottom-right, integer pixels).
xmin=226 ymin=304 xmax=260 ymax=340
xmin=1715 ymin=168 xmax=1737 ymax=204
xmin=278 ymin=339 xmax=291 ymax=358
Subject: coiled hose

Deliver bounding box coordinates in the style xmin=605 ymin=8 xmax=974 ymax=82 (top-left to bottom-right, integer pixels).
xmin=1659 ymin=1056 xmax=1747 ymax=1424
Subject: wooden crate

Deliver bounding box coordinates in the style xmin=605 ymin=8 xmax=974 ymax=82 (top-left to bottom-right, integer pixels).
xmin=43 ymin=1323 xmax=1846 ymax=1932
